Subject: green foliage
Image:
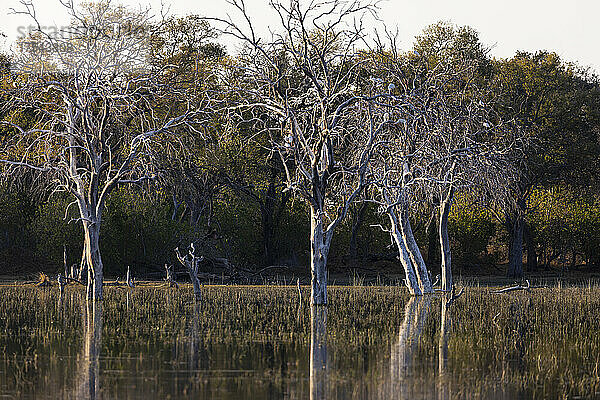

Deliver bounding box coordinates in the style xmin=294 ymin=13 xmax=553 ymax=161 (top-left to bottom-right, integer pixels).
xmin=101 ymin=188 xmax=190 ymax=275
xmin=449 ymin=198 xmax=498 ymax=267
xmin=529 ymin=186 xmax=600 ymax=265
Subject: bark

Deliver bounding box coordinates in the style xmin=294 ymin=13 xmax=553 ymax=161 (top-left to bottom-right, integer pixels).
xmin=439 ymin=188 xmax=454 ymax=292
xmin=189 ymin=262 xmax=202 ymax=301
xmin=83 ymin=221 xmax=104 ymax=300
xmin=399 ymin=208 xmax=433 ymax=294
xmin=507 ymin=215 xmax=524 ymax=278
xmin=310 ymin=305 xmax=327 ymax=400
xmin=524 ymin=223 xmax=537 ymax=271
xmin=310 ymin=207 xmax=329 ymax=305
xmin=388 ymin=209 xmax=422 ymax=296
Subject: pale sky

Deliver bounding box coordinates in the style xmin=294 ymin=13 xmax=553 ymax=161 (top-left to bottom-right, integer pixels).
xmin=1 ymin=0 xmax=599 ymax=74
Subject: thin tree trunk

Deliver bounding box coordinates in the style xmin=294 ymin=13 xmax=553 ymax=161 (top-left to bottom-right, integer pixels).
xmin=176 ymin=245 xmax=202 ymax=301
xmin=399 ymin=208 xmax=432 ymax=294
xmin=388 ymin=209 xmax=422 ymax=296
xmin=310 ymin=207 xmax=329 ymax=305
xmin=507 ymin=215 xmax=524 ymax=278
xmin=439 ymin=188 xmax=454 ymax=292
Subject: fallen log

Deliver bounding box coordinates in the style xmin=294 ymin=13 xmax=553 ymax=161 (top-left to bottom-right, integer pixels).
xmin=63 ymin=276 xmax=85 ymax=286
xmin=492 ymin=280 xmax=532 ymax=294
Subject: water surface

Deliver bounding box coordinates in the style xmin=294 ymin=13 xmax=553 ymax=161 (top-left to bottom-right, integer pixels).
xmin=0 ymin=285 xmax=599 ymax=399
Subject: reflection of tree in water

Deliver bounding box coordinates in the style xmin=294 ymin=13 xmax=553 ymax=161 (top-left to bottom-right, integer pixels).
xmin=438 ymin=294 xmax=453 ymax=400
xmin=189 ymin=301 xmax=208 ymax=372
xmin=387 ymin=296 xmax=432 ymax=399
xmin=310 ymin=305 xmax=327 ymax=400
xmin=384 ymin=295 xmax=457 ymax=400
xmin=77 ymin=300 xmax=103 ymax=400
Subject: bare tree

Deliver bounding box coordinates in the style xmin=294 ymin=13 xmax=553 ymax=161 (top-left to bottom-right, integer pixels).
xmin=0 ymin=1 xmax=208 ymax=299
xmin=212 ymin=0 xmax=387 ymax=305
xmin=368 ymin=27 xmax=522 ymax=294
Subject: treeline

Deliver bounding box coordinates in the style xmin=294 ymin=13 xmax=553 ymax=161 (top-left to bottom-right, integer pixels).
xmin=1 ymin=183 xmax=599 ymax=278
xmin=0 ymin=1 xmax=599 ymax=300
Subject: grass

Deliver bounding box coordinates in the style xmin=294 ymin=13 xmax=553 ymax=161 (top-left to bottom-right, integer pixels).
xmin=0 ymin=283 xmax=599 ymax=399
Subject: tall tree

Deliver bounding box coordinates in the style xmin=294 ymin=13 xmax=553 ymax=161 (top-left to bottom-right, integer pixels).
xmin=0 ymin=1 xmax=208 ymax=298
xmin=214 ymin=0 xmax=387 ymax=304
xmin=493 ymin=51 xmax=600 ymax=277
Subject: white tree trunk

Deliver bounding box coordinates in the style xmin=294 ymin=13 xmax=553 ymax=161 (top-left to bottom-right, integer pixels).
xmin=175 ymin=246 xmax=202 ymax=301
xmin=310 ymin=207 xmax=329 ymax=305
xmin=388 ymin=209 xmax=422 ymax=296
xmin=399 ymin=209 xmax=433 ymax=294
xmin=83 ymin=221 xmax=104 ymax=300
xmin=310 ymin=305 xmax=327 ymax=400
xmin=439 ymin=188 xmax=454 ymax=292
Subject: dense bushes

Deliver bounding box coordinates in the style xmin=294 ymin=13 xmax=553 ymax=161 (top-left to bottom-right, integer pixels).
xmin=1 ymin=181 xmax=599 ymax=276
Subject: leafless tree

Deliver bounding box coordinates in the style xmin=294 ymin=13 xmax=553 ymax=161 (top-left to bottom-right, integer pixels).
xmin=367 ymin=32 xmax=523 ymax=294
xmin=0 ymin=1 xmax=209 ymax=299
xmin=211 ymin=0 xmax=389 ymax=304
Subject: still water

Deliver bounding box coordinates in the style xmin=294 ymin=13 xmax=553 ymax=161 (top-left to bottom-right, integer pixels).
xmin=0 ymin=285 xmax=599 ymax=399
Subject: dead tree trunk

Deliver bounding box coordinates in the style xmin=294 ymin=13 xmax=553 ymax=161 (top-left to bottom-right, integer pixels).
xmin=310 ymin=207 xmax=330 ymax=305
xmin=388 ymin=208 xmax=422 ymax=296
xmin=164 ymin=264 xmax=179 ymax=288
xmin=176 ymin=244 xmax=203 ymax=301
xmin=439 ymin=187 xmax=454 ymax=292
xmin=83 ymin=220 xmax=104 ymax=300
xmin=126 ymin=266 xmax=135 ymax=288
xmin=399 ymin=208 xmax=433 ymax=294
xmin=63 ymin=245 xmax=68 ymax=278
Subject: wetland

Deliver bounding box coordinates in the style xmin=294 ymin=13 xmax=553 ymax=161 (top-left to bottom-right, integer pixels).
xmin=1 ymin=284 xmax=600 ymax=399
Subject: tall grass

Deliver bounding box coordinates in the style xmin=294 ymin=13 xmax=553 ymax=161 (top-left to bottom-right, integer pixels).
xmin=0 ymin=284 xmax=598 ymax=398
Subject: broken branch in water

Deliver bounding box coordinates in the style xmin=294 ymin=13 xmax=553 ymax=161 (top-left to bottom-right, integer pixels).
xmin=492 ymin=280 xmax=532 ymax=294
xmin=35 ymin=272 xmax=52 ymax=287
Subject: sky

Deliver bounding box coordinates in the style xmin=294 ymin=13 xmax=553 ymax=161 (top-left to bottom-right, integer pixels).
xmin=1 ymin=0 xmax=599 ymax=74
